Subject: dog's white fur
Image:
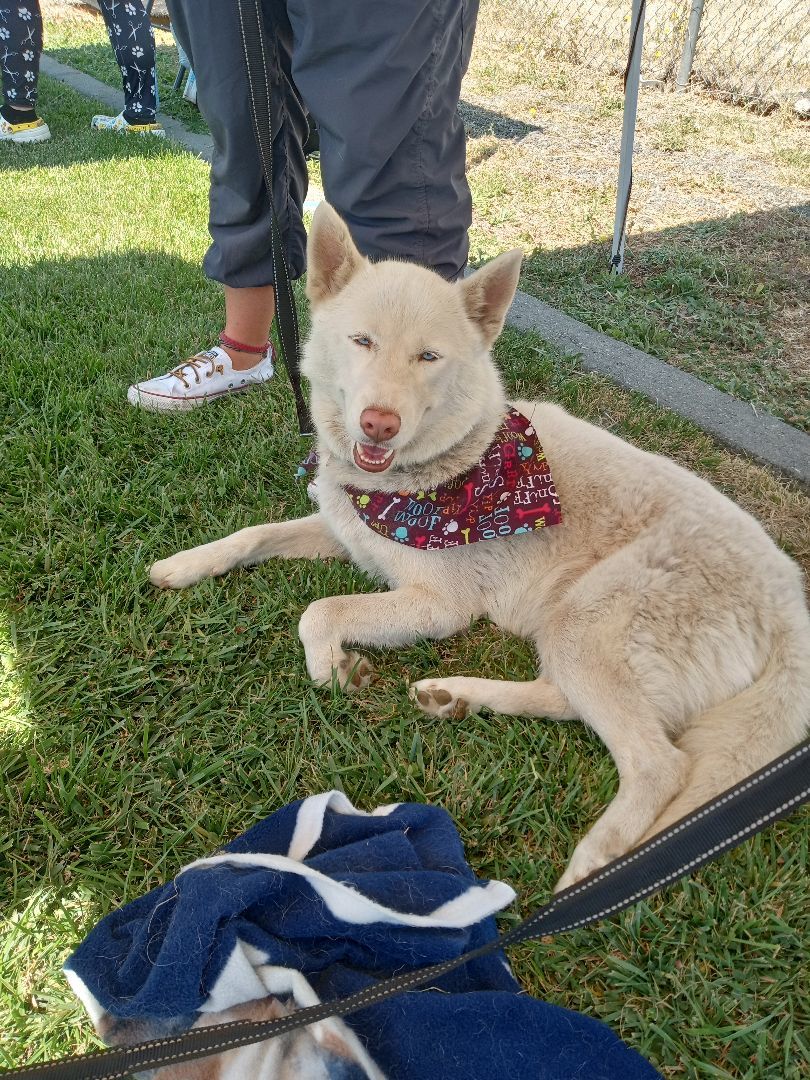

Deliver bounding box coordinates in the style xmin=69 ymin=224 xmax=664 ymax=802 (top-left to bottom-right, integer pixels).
xmin=151 ymin=203 xmax=810 ymax=890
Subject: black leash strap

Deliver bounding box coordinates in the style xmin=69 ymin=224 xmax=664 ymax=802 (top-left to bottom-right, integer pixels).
xmin=236 ymin=0 xmax=313 ymax=436
xmin=4 ymin=738 xmax=809 ymax=1079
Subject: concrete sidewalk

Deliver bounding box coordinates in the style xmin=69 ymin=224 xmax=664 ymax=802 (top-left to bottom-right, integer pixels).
xmin=506 ymin=292 xmax=809 ymax=485
xmin=40 ymin=53 xmax=810 ymax=486
xmin=41 ymin=55 xmax=213 ymax=161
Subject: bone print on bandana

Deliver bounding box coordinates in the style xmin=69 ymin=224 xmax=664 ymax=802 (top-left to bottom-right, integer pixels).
xmin=345 ymin=409 xmax=562 ymax=549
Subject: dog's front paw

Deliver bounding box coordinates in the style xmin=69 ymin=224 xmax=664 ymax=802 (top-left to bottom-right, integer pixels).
xmin=554 ymin=841 xmax=611 ymax=894
xmin=335 ymin=652 xmax=375 ymax=693
xmin=409 ymin=679 xmax=471 ymax=720
xmin=150 ymin=550 xmax=215 ymax=589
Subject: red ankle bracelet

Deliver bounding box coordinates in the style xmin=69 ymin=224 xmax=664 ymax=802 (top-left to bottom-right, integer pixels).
xmin=219 ymin=333 xmax=270 ymax=356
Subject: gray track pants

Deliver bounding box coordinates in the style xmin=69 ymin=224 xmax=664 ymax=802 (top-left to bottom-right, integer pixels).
xmin=167 ymin=0 xmax=479 ymax=287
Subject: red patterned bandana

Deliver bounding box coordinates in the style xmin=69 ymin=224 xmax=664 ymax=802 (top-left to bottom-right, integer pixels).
xmin=344 ymin=409 xmax=562 ymax=549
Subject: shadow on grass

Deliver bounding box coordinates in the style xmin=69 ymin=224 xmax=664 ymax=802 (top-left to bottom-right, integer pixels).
xmin=0 ymin=77 xmax=198 ymax=175
xmin=458 ymin=100 xmax=543 ymax=140
xmin=516 ymin=203 xmax=810 ymax=432
xmin=0 ymin=250 xmax=341 ymax=941
xmin=34 ymin=24 xmax=807 ymax=432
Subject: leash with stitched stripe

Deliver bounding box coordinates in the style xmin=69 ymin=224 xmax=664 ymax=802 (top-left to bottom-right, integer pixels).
xmin=4 ymin=738 xmax=808 ymax=1079
xmin=236 ymin=0 xmax=313 ymax=436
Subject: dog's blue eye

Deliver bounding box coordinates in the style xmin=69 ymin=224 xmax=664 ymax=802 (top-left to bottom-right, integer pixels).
xmin=420 ymin=351 xmax=439 ymax=362
xmin=352 ymin=335 xmax=372 ymax=348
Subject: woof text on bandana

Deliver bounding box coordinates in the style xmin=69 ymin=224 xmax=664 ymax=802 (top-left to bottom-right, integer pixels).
xmin=344 ymin=409 xmax=562 ymax=549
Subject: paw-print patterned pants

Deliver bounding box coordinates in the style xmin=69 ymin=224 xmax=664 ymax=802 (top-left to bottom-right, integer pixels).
xmin=0 ymin=0 xmax=156 ymax=121
xmin=0 ymin=3 xmax=44 ymax=109
xmin=97 ymin=0 xmax=157 ymax=123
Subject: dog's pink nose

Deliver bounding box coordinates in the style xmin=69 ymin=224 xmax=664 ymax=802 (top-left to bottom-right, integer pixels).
xmin=360 ymin=408 xmax=401 ymax=443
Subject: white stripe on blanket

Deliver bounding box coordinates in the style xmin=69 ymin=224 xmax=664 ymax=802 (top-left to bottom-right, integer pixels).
xmin=287 ymin=790 xmax=400 ymax=861
xmin=178 ymin=852 xmax=516 ymax=928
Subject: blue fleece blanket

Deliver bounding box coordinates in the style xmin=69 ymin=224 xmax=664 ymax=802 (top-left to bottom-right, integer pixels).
xmin=65 ymin=792 xmax=660 ymax=1079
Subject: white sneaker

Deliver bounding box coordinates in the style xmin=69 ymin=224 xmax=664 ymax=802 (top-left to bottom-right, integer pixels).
xmin=0 ymin=114 xmax=51 ymax=143
xmin=91 ymin=111 xmax=165 ymax=137
xmin=127 ymin=345 xmax=274 ymax=412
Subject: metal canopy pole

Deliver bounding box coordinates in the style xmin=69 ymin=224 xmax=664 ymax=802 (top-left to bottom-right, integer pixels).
xmin=610 ymin=0 xmax=646 ymax=274
xmin=676 ymin=0 xmax=706 ymax=89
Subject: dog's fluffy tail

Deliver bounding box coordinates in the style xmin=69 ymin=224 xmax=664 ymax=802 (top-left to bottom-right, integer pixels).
xmin=643 ymin=619 xmax=810 ymax=840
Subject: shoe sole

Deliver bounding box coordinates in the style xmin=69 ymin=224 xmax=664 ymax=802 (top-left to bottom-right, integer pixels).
xmin=91 ymin=119 xmax=166 ymax=137
xmin=92 ymin=127 xmax=166 ymax=137
xmin=127 ymin=380 xmax=270 ymax=413
xmin=1 ymin=127 xmax=51 ymax=144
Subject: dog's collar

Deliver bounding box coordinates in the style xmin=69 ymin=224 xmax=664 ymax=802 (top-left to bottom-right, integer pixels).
xmin=343 ymin=408 xmax=562 ymax=549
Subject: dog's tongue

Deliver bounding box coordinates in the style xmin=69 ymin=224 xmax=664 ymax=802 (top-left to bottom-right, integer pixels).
xmin=359 ymin=443 xmax=390 ymax=461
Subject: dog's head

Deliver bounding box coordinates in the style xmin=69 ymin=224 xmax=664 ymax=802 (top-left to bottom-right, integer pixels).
xmin=302 ymin=203 xmax=522 ymax=482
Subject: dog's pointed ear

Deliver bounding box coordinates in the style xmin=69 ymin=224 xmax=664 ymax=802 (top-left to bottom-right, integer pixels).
xmin=306 ymin=202 xmax=366 ymax=306
xmin=460 ymin=249 xmax=523 ymax=346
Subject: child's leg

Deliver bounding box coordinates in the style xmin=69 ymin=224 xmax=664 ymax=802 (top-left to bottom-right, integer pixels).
xmin=1 ymin=0 xmax=44 ymax=115
xmin=96 ymin=0 xmax=158 ymax=123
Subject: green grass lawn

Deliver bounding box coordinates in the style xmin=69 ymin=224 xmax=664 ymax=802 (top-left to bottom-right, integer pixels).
xmin=1 ymin=76 xmax=809 ymax=1078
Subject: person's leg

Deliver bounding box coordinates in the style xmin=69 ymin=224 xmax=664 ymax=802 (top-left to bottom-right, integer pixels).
xmin=287 ymin=0 xmax=479 ymax=280
xmin=95 ymin=0 xmax=162 ymax=131
xmin=1 ymin=0 xmax=50 ymax=141
xmin=129 ymin=0 xmax=308 ymax=409
xmin=1 ymin=0 xmax=42 ymax=111
xmin=222 ymin=285 xmax=275 ymax=370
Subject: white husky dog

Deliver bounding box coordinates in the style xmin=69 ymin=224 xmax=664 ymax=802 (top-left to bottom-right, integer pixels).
xmin=152 ymin=203 xmax=810 ymax=890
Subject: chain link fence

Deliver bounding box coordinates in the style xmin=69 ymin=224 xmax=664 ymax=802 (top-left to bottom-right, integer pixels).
xmin=481 ymin=0 xmax=810 ymax=107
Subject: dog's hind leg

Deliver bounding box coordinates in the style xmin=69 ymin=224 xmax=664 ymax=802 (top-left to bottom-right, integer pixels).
xmin=150 ymin=514 xmax=347 ymax=589
xmin=298 ymin=586 xmax=471 ymax=692
xmin=548 ymin=598 xmax=690 ymax=892
xmin=552 ymin=696 xmax=688 ymax=892
xmin=409 ymin=676 xmax=576 ymax=721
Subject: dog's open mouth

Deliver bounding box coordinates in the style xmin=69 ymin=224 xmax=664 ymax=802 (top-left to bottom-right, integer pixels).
xmin=353 ymin=442 xmax=396 ymax=473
